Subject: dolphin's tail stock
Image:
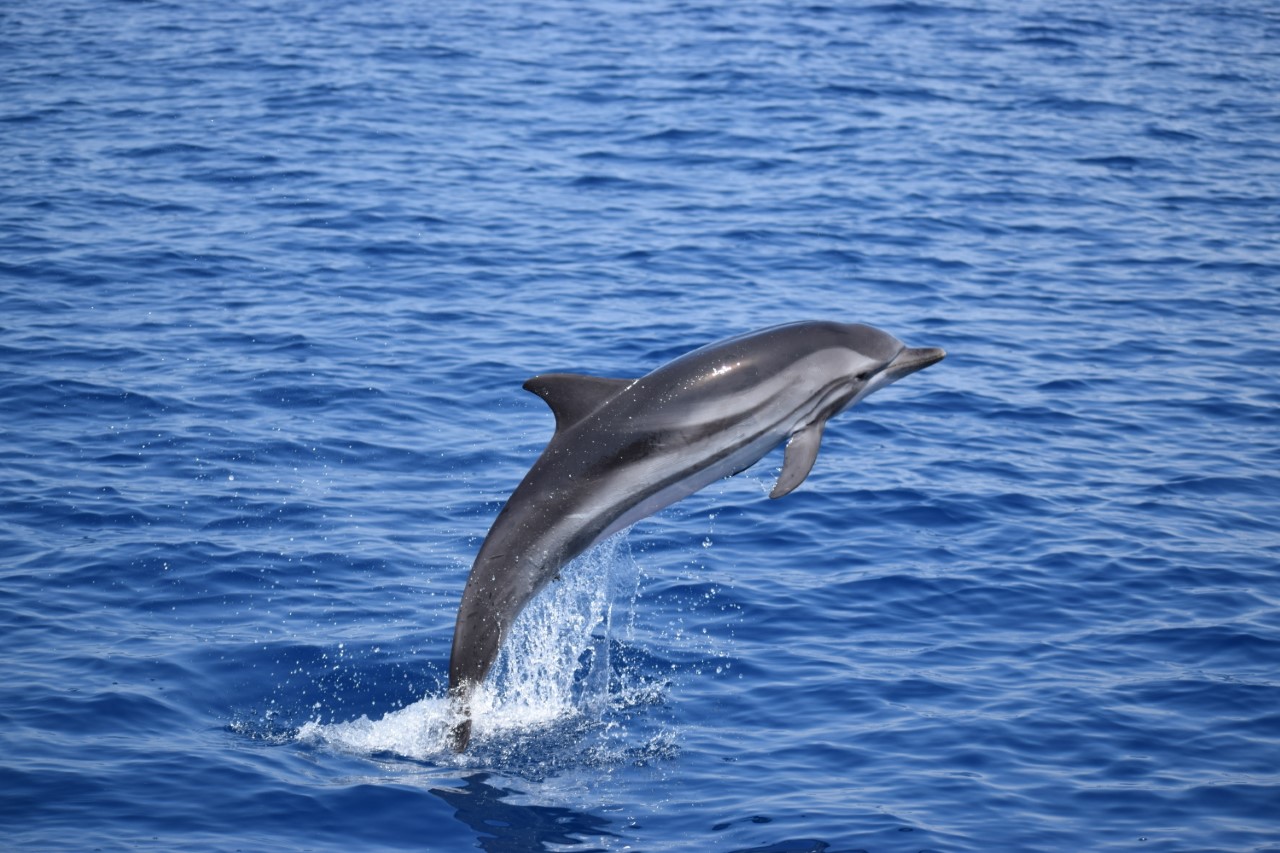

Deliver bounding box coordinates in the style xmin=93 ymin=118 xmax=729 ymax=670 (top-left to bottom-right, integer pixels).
xmin=447 ymin=572 xmax=512 ymax=753
xmin=447 ymin=684 xmax=474 ymax=752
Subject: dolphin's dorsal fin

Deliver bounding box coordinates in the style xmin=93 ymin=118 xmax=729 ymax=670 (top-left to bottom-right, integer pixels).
xmin=770 ymin=420 xmax=827 ymax=499
xmin=523 ymin=373 xmax=635 ymax=432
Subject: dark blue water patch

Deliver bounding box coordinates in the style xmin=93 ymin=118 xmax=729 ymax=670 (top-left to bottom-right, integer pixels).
xmin=978 ymin=402 xmax=1086 ymax=427
xmin=1143 ymin=474 xmax=1280 ymax=500
xmin=1022 ymin=94 xmax=1148 ymax=116
xmin=2 ymin=491 xmax=160 ymax=531
xmin=21 ymin=688 xmax=182 ymax=737
xmin=1108 ymin=625 xmax=1280 ymax=671
xmin=109 ymin=141 xmax=217 ymax=160
xmin=243 ymin=376 xmax=386 ymax=412
xmin=6 ymin=750 xmax=475 ymax=852
xmin=569 ymin=173 xmax=683 ymax=192
xmin=725 ymin=839 xmax=832 ymax=853
xmin=1143 ymin=124 xmax=1202 ymax=143
xmin=849 ymin=2 xmax=980 ymax=20
xmin=1126 ymin=677 xmax=1280 ymax=721
xmin=194 ymin=498 xmax=325 ymax=532
xmin=1074 ymin=155 xmax=1175 ymax=171
xmin=1013 ymin=32 xmax=1081 ymax=49
xmin=429 ymin=773 xmax=616 ymax=852
xmin=0 ymin=765 xmax=109 ymax=829
xmin=874 ymin=497 xmax=986 ymax=529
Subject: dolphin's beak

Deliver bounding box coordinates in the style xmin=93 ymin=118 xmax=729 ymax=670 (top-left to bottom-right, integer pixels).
xmin=855 ymin=345 xmax=946 ymax=403
xmin=887 ymin=346 xmax=946 ymax=380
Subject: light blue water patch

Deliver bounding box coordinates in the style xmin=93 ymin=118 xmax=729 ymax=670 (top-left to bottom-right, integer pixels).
xmin=2 ymin=1 xmax=1278 ymax=851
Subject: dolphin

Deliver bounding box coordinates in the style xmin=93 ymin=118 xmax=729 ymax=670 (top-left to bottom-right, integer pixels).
xmin=447 ymin=321 xmax=944 ymax=751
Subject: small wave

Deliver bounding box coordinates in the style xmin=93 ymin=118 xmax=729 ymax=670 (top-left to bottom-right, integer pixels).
xmin=112 ymin=142 xmax=214 ymax=160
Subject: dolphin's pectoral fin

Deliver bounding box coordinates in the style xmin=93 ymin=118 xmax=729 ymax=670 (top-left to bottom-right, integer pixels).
xmin=523 ymin=373 xmax=637 ymax=433
xmin=770 ymin=421 xmax=827 ymax=499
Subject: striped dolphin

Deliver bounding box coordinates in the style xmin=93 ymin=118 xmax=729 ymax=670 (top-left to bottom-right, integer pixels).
xmin=447 ymin=321 xmax=944 ymax=751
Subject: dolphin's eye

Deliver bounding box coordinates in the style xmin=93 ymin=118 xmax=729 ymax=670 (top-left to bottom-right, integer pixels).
xmin=856 ymin=370 xmax=871 ymax=382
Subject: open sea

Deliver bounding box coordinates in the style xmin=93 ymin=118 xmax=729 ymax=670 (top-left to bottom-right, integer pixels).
xmin=3 ymin=1 xmax=1279 ymax=850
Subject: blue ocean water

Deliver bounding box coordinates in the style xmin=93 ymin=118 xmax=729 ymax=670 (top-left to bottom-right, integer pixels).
xmin=2 ymin=0 xmax=1278 ymax=850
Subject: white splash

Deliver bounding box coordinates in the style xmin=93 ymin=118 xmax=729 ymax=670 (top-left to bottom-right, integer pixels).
xmin=297 ymin=535 xmax=640 ymax=760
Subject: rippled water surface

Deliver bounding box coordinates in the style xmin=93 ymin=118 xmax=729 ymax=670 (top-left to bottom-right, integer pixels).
xmin=3 ymin=1 xmax=1279 ymax=851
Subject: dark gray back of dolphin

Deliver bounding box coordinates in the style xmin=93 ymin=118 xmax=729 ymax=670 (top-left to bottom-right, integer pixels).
xmin=446 ymin=321 xmax=944 ymax=750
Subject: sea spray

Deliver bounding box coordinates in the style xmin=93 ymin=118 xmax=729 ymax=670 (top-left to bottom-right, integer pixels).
xmin=298 ymin=533 xmax=644 ymax=759
xmin=469 ymin=533 xmax=639 ymax=744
